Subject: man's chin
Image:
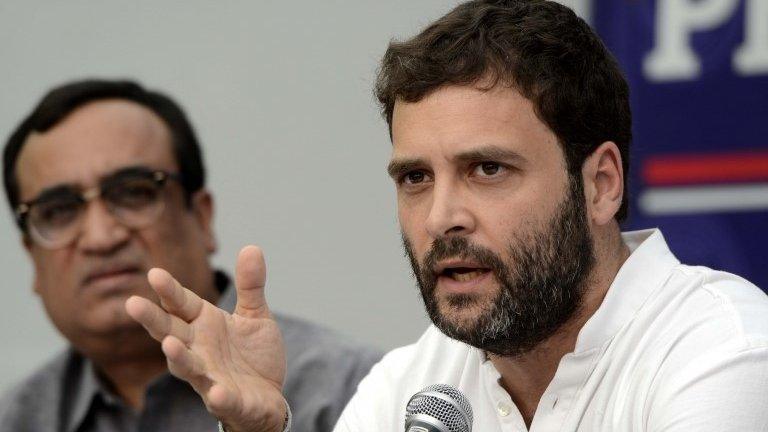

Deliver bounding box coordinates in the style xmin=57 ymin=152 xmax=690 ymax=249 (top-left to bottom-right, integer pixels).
xmin=432 ymin=296 xmax=491 ymax=335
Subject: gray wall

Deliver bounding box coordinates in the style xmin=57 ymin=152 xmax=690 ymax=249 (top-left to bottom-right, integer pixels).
xmin=0 ymin=0 xmax=589 ymax=391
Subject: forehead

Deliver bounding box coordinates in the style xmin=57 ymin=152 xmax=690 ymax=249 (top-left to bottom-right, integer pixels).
xmin=390 ymin=85 xmax=562 ymax=166
xmin=16 ymin=99 xmax=177 ymax=200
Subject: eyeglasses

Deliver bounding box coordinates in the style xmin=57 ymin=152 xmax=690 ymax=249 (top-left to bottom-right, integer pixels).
xmin=15 ymin=168 xmax=182 ymax=250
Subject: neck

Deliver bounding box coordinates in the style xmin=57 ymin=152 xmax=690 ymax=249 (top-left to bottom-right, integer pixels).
xmin=490 ymin=228 xmax=631 ymax=427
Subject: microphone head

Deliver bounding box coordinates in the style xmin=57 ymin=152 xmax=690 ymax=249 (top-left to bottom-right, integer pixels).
xmin=405 ymin=384 xmax=473 ymax=432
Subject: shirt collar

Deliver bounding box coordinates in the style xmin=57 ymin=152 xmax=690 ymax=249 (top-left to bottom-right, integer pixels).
xmin=574 ymin=228 xmax=680 ymax=353
xmin=66 ymin=355 xmax=120 ymax=432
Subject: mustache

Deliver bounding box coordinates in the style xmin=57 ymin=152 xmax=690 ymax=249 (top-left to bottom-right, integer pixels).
xmin=424 ymin=236 xmax=504 ymax=273
xmin=404 ymin=235 xmax=508 ymax=282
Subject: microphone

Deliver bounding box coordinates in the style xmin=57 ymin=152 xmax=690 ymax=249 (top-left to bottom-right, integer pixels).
xmin=404 ymin=384 xmax=473 ymax=432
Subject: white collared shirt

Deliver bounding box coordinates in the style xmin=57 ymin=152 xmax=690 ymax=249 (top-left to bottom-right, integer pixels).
xmin=334 ymin=229 xmax=768 ymax=431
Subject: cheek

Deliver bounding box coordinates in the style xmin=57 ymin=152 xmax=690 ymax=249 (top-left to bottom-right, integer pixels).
xmin=134 ymin=208 xmax=206 ymax=271
xmin=30 ymin=250 xmax=78 ymax=309
xmin=136 ymin=218 xmax=189 ymax=259
xmin=494 ymin=173 xmax=561 ymax=221
xmin=398 ymin=204 xmax=430 ymax=260
xmin=476 ymin=197 xmax=540 ymax=251
xmin=398 ymin=198 xmax=429 ymax=236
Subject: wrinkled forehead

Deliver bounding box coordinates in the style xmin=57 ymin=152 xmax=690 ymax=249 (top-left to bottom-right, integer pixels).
xmin=15 ymin=99 xmax=177 ymax=201
xmin=389 ymin=84 xmax=563 ymax=170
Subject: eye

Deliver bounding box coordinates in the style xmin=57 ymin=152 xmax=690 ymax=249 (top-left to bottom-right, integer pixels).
xmin=401 ymin=170 xmax=431 ymax=185
xmin=33 ymin=199 xmax=81 ymax=228
xmin=472 ymin=162 xmax=506 ymax=178
xmin=107 ymin=178 xmax=161 ymax=210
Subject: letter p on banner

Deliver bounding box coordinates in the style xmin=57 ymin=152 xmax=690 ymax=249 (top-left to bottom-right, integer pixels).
xmin=644 ymin=0 xmax=739 ymax=81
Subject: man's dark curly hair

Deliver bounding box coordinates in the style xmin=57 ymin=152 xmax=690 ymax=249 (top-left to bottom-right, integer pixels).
xmin=375 ymin=0 xmax=632 ymax=221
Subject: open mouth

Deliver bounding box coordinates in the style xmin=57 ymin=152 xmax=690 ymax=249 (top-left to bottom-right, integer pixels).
xmin=441 ymin=267 xmax=491 ymax=282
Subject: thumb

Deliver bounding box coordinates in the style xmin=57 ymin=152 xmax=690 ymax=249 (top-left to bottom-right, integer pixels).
xmin=234 ymin=245 xmax=271 ymax=319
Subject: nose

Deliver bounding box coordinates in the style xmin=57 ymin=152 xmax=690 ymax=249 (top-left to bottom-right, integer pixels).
xmin=76 ymin=199 xmax=130 ymax=254
xmin=424 ymin=180 xmax=475 ymax=239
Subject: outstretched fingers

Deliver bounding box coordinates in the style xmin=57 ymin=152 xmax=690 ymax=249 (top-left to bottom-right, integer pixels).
xmin=162 ymin=335 xmax=214 ymax=395
xmin=162 ymin=337 xmax=242 ymax=421
xmin=148 ymin=267 xmax=205 ymax=322
xmin=125 ymin=296 xmax=194 ymax=344
xmin=234 ymin=246 xmax=271 ymax=319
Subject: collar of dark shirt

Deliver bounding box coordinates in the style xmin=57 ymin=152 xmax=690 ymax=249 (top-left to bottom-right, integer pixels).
xmin=65 ymin=270 xmax=233 ymax=432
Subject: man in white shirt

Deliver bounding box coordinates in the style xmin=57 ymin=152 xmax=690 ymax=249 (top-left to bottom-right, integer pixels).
xmin=124 ymin=1 xmax=768 ymax=431
xmin=335 ymin=229 xmax=768 ymax=431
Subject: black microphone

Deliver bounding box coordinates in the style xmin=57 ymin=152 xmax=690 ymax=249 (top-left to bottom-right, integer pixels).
xmin=404 ymin=384 xmax=473 ymax=432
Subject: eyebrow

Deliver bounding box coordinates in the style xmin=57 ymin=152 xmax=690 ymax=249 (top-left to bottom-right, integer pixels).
xmin=29 ymin=185 xmax=79 ymax=204
xmin=387 ymin=145 xmax=526 ymax=179
xmin=387 ymin=158 xmax=425 ymax=180
xmin=454 ymin=146 xmax=526 ymax=165
xmin=25 ymin=165 xmax=156 ymax=204
xmin=105 ymin=165 xmax=157 ymax=180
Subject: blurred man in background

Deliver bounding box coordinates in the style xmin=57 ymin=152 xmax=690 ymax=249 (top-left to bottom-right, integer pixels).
xmin=0 ymin=79 xmax=380 ymax=432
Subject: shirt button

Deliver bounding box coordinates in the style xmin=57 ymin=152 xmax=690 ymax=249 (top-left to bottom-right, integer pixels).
xmin=497 ymin=402 xmax=512 ymax=417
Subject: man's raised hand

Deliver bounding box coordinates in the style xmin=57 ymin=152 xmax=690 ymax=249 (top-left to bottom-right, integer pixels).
xmin=125 ymin=246 xmax=287 ymax=432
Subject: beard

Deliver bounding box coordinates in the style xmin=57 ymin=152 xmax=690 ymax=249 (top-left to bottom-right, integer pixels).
xmin=403 ymin=176 xmax=595 ymax=357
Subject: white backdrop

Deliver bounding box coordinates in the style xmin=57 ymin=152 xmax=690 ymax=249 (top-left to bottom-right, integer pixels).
xmin=0 ymin=0 xmax=589 ymax=391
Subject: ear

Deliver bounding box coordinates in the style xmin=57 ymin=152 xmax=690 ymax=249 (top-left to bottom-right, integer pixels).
xmin=581 ymin=141 xmax=624 ymax=226
xmin=191 ymin=189 xmax=217 ymax=254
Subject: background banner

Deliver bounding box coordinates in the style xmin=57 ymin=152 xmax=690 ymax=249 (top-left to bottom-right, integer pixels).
xmin=593 ymin=0 xmax=768 ymax=290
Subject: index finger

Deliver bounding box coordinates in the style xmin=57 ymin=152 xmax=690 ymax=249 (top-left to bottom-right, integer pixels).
xmin=234 ymin=245 xmax=271 ymax=319
xmin=125 ymin=295 xmax=194 ymax=345
xmin=148 ymin=268 xmax=205 ymax=322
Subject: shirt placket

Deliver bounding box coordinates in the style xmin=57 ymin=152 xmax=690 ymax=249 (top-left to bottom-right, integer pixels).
xmin=482 ymin=359 xmax=529 ymax=431
xmin=529 ymin=349 xmax=598 ymax=432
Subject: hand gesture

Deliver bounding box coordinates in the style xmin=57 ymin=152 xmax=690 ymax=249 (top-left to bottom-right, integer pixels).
xmin=125 ymin=246 xmax=287 ymax=432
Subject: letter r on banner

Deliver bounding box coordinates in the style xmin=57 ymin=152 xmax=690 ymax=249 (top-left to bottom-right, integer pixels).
xmin=734 ymin=0 xmax=768 ymax=75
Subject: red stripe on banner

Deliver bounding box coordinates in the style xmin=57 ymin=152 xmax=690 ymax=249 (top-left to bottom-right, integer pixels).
xmin=642 ymin=151 xmax=768 ymax=186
